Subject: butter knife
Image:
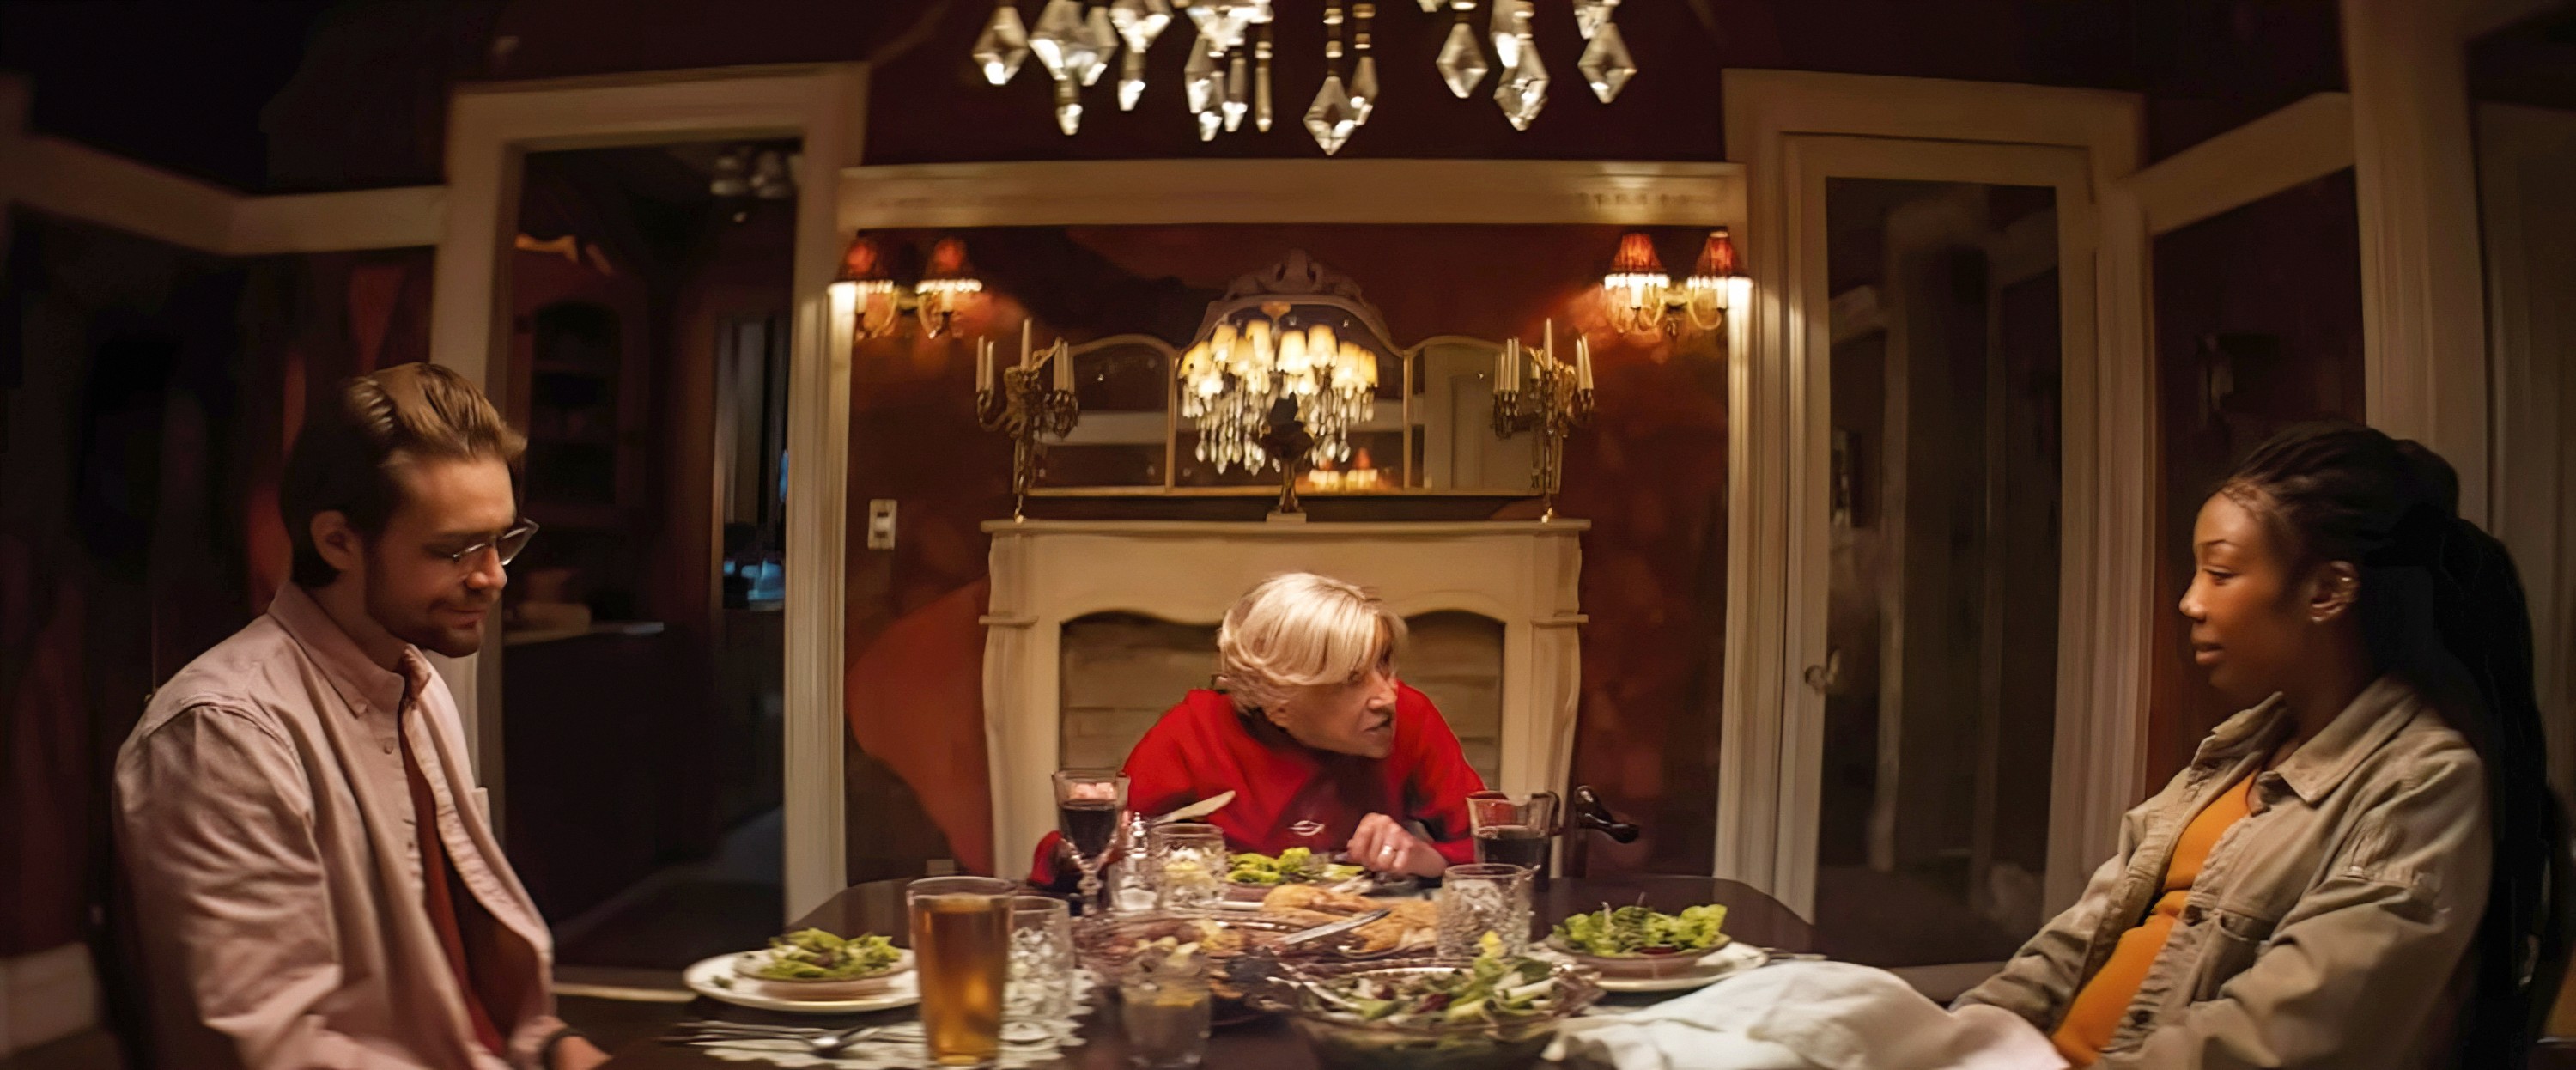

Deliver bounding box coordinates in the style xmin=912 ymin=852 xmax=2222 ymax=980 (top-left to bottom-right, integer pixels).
xmin=1152 ymin=790 xmax=1237 ymax=825
xmin=1278 ymin=908 xmax=1391 ymax=948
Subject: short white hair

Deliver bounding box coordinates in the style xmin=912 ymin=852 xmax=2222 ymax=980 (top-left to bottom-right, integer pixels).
xmin=1215 ymin=572 xmax=1405 ymax=715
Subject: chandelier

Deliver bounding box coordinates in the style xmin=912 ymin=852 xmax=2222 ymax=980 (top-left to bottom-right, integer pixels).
xmin=972 ymin=0 xmax=1637 ymax=153
xmin=1176 ymin=252 xmax=1388 ymax=487
xmin=1601 ymin=228 xmax=1744 ymax=337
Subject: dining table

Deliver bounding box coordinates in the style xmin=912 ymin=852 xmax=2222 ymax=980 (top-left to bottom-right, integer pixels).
xmin=598 ymin=874 xmax=1818 ymax=1069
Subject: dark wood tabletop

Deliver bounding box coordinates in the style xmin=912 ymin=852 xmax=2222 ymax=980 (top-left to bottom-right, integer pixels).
xmin=598 ymin=875 xmax=1814 ymax=1069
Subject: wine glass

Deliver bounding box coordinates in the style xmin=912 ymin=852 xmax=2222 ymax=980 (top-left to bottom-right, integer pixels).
xmin=1053 ymin=769 xmax=1129 ymax=915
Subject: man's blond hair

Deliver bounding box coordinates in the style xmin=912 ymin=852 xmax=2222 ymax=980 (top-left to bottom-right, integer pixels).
xmin=1215 ymin=572 xmax=1406 ymax=714
xmin=280 ymin=363 xmax=526 ymax=587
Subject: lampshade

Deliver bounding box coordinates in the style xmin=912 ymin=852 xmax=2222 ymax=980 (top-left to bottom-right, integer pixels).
xmin=919 ymin=237 xmax=985 ymax=295
xmin=1613 ymin=231 xmax=1666 ymax=275
xmin=1686 ymin=228 xmax=1740 ymax=284
xmin=834 ymin=234 xmax=897 ymax=294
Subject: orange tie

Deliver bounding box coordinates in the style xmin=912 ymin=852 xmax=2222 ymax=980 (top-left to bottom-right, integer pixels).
xmin=401 ymin=713 xmax=508 ymax=1057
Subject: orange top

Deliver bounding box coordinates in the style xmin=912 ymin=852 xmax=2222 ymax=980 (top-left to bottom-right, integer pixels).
xmin=2050 ymin=774 xmax=2258 ymax=1065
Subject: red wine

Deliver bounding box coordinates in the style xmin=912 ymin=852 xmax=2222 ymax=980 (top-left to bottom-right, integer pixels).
xmin=1474 ymin=824 xmax=1552 ymax=872
xmin=1060 ymin=799 xmax=1121 ymax=859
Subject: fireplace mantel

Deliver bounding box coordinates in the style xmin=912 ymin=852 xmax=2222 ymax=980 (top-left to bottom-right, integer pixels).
xmin=981 ymin=519 xmax=1588 ymax=871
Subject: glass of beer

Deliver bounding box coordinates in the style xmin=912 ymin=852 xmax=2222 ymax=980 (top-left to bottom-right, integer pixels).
xmin=1466 ymin=790 xmax=1560 ymax=878
xmin=908 ymin=876 xmax=1016 ymax=1067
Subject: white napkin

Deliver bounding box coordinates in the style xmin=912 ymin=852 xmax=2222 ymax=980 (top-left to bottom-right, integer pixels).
xmin=1552 ymin=962 xmax=2066 ymax=1070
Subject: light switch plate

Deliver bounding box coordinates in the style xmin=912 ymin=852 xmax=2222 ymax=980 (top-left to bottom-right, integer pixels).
xmin=866 ymin=499 xmax=897 ymax=549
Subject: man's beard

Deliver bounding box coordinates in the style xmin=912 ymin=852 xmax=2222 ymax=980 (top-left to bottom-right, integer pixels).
xmin=363 ymin=571 xmax=489 ymax=659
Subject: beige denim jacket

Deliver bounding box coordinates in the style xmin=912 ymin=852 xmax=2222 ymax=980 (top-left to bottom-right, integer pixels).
xmin=1954 ymin=676 xmax=2490 ymax=1068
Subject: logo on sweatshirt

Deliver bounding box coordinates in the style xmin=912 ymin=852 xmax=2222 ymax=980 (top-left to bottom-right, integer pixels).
xmin=1289 ymin=818 xmax=1327 ymax=839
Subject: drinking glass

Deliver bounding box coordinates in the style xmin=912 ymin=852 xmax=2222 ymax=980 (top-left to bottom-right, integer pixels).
xmin=1466 ymin=790 xmax=1561 ymax=878
xmin=1147 ymin=823 xmax=1228 ymax=913
xmin=1006 ymin=895 xmax=1075 ymax=1023
xmin=908 ymin=876 xmax=1016 ymax=1066
xmin=1435 ymin=862 xmax=1534 ymax=958
xmin=1054 ymin=769 xmax=1130 ymax=915
xmin=1119 ymin=957 xmax=1212 ymax=1069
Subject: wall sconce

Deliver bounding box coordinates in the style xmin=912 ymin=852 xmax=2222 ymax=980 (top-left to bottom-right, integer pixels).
xmin=830 ymin=234 xmax=987 ymax=339
xmin=1602 ymin=228 xmax=1745 ymax=337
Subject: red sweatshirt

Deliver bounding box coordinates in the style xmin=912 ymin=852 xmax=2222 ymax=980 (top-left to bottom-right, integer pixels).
xmin=1030 ymin=684 xmax=1487 ymax=885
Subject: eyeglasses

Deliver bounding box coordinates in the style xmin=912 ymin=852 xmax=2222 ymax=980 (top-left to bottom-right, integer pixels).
xmin=437 ymin=520 xmax=540 ymax=568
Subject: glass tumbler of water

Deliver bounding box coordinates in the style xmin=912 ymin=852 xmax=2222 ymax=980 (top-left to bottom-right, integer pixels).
xmin=1006 ymin=895 xmax=1074 ymax=1022
xmin=1435 ymin=862 xmax=1534 ymax=958
xmin=1119 ymin=958 xmax=1212 ymax=1070
xmin=1147 ymin=823 xmax=1228 ymax=913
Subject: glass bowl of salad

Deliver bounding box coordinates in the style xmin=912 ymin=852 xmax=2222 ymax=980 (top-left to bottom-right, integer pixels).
xmin=732 ymin=928 xmax=912 ymax=1000
xmin=1545 ymin=904 xmax=1732 ymax=980
xmin=1255 ymin=938 xmax=1601 ymax=1070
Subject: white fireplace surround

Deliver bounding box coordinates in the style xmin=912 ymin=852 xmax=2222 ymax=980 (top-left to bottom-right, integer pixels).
xmin=982 ymin=519 xmax=1587 ymax=871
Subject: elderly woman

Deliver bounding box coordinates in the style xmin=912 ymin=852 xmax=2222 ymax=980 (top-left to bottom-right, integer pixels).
xmin=1031 ymin=572 xmax=1487 ymax=884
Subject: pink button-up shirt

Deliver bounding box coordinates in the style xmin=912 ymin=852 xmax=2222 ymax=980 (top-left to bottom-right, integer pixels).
xmin=116 ymin=585 xmax=566 ymax=1069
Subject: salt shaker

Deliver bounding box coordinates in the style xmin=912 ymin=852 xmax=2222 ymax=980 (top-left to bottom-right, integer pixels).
xmin=1105 ymin=811 xmax=1157 ymax=913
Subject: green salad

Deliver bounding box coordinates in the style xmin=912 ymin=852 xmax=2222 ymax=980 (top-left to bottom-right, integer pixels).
xmin=1551 ymin=904 xmax=1730 ymax=957
xmin=753 ymin=929 xmax=902 ymax=980
xmin=1228 ymin=847 xmax=1365 ymax=886
xmin=1309 ymin=933 xmax=1564 ymax=1026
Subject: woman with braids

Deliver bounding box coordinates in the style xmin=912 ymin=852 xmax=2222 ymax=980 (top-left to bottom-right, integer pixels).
xmin=1955 ymin=422 xmax=2566 ymax=1067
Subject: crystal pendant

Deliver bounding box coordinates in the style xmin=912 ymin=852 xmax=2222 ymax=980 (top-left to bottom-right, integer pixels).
xmin=973 ymin=4 xmax=1031 ymax=86
xmin=1305 ymin=75 xmax=1358 ymax=155
xmin=1224 ymin=53 xmax=1249 ymax=131
xmin=1436 ymin=21 xmax=1489 ymax=98
xmin=1030 ymin=0 xmax=1091 ymax=82
xmin=1255 ymin=49 xmax=1273 ymax=130
xmin=1186 ymin=1 xmax=1253 ymax=49
xmin=1054 ymin=80 xmax=1084 ymax=135
xmin=1490 ymin=0 xmax=1531 ymax=71
xmin=1183 ymin=38 xmax=1220 ymax=113
xmin=1349 ymin=55 xmax=1380 ymax=125
xmin=1079 ymin=5 xmax=1117 ymax=86
xmin=1415 ymin=0 xmax=1443 ymax=9
xmin=1118 ymin=48 xmax=1147 ymax=110
xmin=1493 ymin=35 xmax=1547 ymax=130
xmin=1198 ymin=106 xmax=1224 ymax=141
xmin=1578 ymin=21 xmax=1634 ymax=103
xmin=1109 ymin=0 xmax=1171 ymax=52
xmin=1574 ymin=0 xmax=1619 ymax=40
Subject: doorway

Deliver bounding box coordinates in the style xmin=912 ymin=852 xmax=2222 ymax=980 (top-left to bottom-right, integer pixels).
xmin=1809 ymin=178 xmax=2064 ymax=967
xmin=495 ymin=140 xmax=797 ymax=979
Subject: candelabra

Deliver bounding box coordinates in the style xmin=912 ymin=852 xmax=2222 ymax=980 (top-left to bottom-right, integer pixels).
xmin=1490 ymin=319 xmax=1595 ymax=520
xmin=975 ymin=323 xmax=1081 ymax=520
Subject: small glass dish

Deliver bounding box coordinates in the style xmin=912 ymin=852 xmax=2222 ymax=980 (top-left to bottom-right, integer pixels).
xmin=1250 ymin=956 xmax=1602 ymax=1070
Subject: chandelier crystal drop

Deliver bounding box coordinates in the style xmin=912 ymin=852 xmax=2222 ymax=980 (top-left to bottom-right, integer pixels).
xmin=974 ymin=3 xmax=1031 ymax=85
xmin=1109 ymin=0 xmax=1172 ymax=52
xmin=1574 ymin=0 xmax=1619 ymax=39
xmin=1437 ymin=20 xmax=1490 ymax=98
xmin=1305 ymin=75 xmax=1358 ymax=155
xmin=1494 ymin=33 xmax=1548 ymax=130
xmin=1030 ymin=0 xmax=1091 ymax=82
xmin=1079 ymin=5 xmax=1118 ymax=86
xmin=1578 ymin=21 xmax=1634 ymax=103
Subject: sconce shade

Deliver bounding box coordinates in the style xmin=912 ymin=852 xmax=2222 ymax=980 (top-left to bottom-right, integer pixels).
xmin=837 ymin=234 xmax=897 ymax=293
xmin=1608 ymin=231 xmax=1666 ymax=278
xmin=920 ymin=237 xmax=984 ymax=294
xmin=1688 ymin=228 xmax=1740 ymax=283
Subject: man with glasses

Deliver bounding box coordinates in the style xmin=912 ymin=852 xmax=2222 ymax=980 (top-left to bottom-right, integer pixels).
xmin=115 ymin=364 xmax=605 ymax=1070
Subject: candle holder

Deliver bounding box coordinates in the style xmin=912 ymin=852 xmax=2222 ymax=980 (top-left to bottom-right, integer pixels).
xmin=1490 ymin=320 xmax=1596 ymax=521
xmin=975 ymin=330 xmax=1080 ymax=520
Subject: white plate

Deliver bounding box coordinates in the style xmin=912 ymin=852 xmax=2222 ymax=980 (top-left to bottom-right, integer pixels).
xmin=1541 ymin=941 xmax=1771 ymax=994
xmin=683 ymin=952 xmax=921 ymax=1015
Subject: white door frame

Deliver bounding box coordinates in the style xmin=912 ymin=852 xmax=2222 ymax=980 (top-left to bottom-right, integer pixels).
xmin=1717 ymin=70 xmax=2148 ymax=918
xmin=426 ymin=64 xmax=869 ymax=920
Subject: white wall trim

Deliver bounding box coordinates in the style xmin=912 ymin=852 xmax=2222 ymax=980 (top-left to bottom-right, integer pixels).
xmin=841 ymin=160 xmax=1745 ymax=228
xmin=0 ymin=943 xmax=100 ymax=1057
xmin=0 ymin=131 xmax=444 ymax=254
xmin=2342 ymin=0 xmax=2494 ymax=524
xmin=428 ymin=64 xmax=869 ymax=921
xmin=2123 ymin=93 xmax=2355 ymax=236
xmin=1718 ymin=70 xmax=2149 ymax=921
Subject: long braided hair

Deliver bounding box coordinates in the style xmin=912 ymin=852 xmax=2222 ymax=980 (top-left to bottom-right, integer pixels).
xmin=2220 ymin=421 xmax=2565 ymax=1061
